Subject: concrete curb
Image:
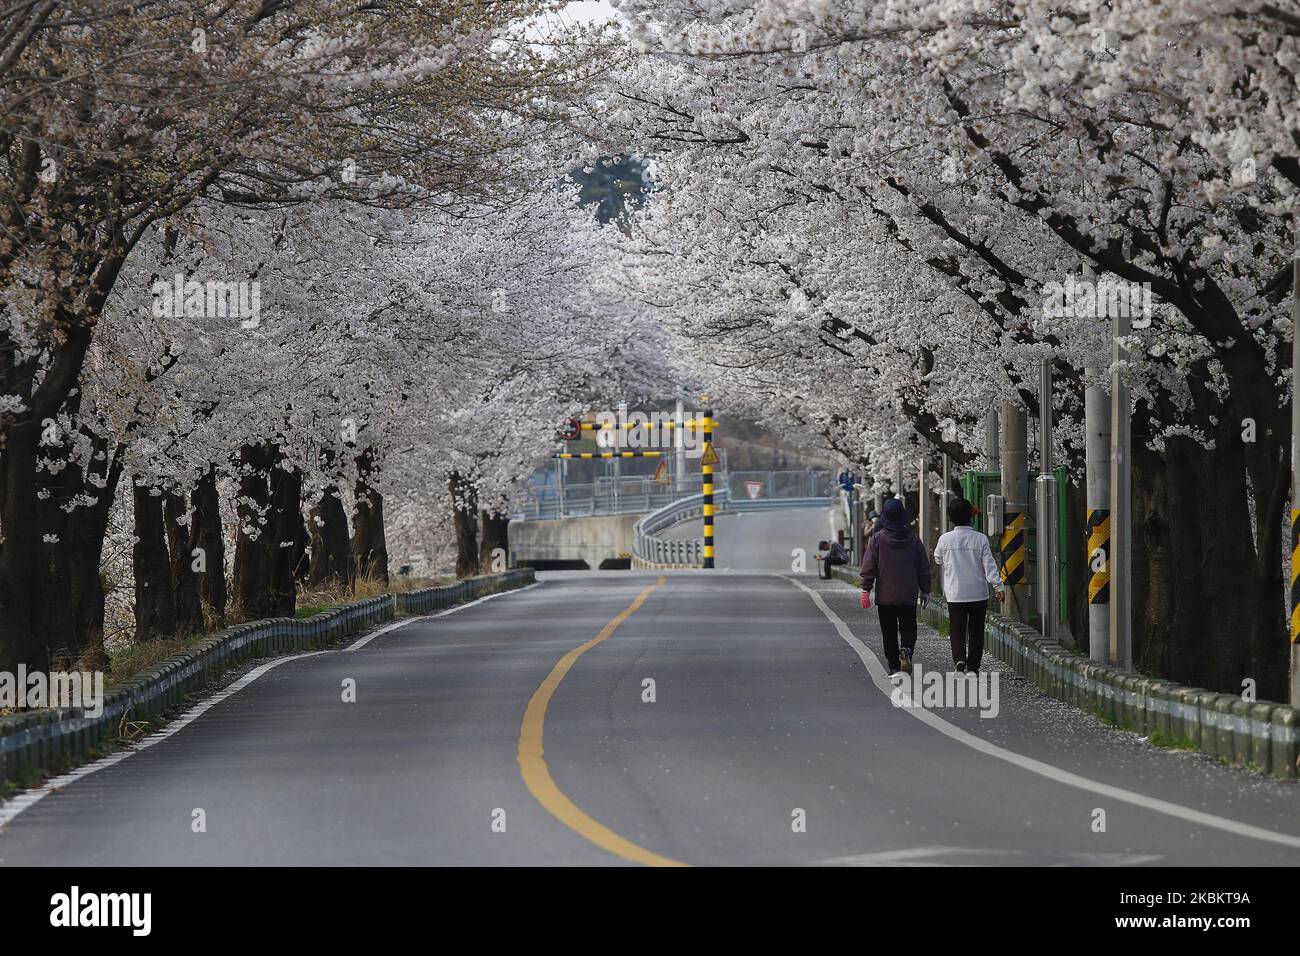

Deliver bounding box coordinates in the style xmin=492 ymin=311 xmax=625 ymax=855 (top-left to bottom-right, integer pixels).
xmin=0 ymin=570 xmax=536 ymax=786
xmin=831 ymin=567 xmax=1299 ymax=779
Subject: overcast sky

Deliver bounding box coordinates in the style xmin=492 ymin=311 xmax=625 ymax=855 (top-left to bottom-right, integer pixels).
xmin=564 ymin=0 xmax=619 ymax=25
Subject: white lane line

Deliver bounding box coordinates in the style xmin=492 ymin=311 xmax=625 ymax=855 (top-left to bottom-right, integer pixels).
xmin=0 ymin=581 xmax=542 ymax=830
xmin=787 ymin=576 xmax=1300 ymax=852
xmin=0 ymin=651 xmax=323 ymax=829
xmin=818 ymin=846 xmax=1162 ymax=867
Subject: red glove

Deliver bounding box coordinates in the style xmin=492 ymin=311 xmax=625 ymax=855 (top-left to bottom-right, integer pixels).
xmin=861 ymin=591 xmax=871 ymax=609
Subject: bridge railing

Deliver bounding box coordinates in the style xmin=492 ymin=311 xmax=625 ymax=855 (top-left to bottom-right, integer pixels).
xmin=514 ymin=474 xmax=717 ymax=520
xmin=632 ymin=488 xmax=732 ymax=567
xmin=725 ymin=469 xmax=835 ymax=500
xmin=516 ymin=469 xmax=834 ymax=520
xmin=631 ymin=485 xmax=834 ymax=568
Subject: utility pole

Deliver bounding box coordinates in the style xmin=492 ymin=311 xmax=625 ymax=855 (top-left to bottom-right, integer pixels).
xmin=918 ymin=458 xmax=930 ymax=557
xmin=1000 ymin=400 xmax=1029 ymax=621
xmin=940 ymin=454 xmax=951 ymax=536
xmin=1085 ymin=366 xmax=1112 ymax=662
xmin=1291 ymin=258 xmax=1300 ymax=704
xmin=1109 ymin=291 xmax=1133 ymax=670
xmin=674 ymin=399 xmax=686 ymax=499
xmin=1036 ymin=359 xmax=1057 ymax=639
xmin=848 ymin=482 xmax=861 ymax=565
xmin=556 ymin=458 xmax=566 ymax=519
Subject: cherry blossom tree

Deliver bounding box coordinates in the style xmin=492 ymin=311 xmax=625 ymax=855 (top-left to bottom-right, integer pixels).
xmin=601 ymin=0 xmax=1297 ymax=696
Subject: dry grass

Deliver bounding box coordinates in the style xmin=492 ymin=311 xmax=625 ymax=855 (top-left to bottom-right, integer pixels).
xmin=105 ymin=634 xmax=210 ymax=690
xmin=96 ymin=574 xmax=456 ymax=687
xmin=295 ymin=573 xmax=452 ymax=618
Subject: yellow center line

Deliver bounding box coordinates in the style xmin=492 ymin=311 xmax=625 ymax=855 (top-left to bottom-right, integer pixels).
xmin=517 ymin=574 xmax=688 ymax=867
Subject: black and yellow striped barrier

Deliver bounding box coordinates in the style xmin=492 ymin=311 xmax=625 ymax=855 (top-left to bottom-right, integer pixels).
xmin=554 ymin=450 xmax=666 ymax=459
xmin=1000 ymin=511 xmax=1025 ymax=587
xmin=702 ymin=409 xmax=715 ymax=569
xmin=1291 ymin=508 xmax=1300 ymax=645
xmin=1088 ymin=507 xmax=1111 ymax=606
xmin=578 ymin=421 xmax=707 ymax=431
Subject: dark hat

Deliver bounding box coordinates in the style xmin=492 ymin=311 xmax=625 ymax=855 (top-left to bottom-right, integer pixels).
xmin=881 ymin=497 xmax=909 ymax=531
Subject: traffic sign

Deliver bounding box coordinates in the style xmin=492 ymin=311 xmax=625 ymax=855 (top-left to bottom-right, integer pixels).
xmin=702 ymin=442 xmax=719 ymax=466
xmin=653 ymin=458 xmax=670 ymax=483
xmin=745 ymin=481 xmax=763 ymax=499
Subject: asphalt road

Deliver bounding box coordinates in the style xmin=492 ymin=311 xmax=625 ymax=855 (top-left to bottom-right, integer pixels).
xmin=660 ymin=505 xmax=833 ymax=572
xmin=3 ymin=567 xmax=1300 ymax=865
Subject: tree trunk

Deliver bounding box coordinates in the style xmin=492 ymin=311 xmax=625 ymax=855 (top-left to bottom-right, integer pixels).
xmin=270 ymin=463 xmax=304 ymax=616
xmin=0 ymin=316 xmax=96 ymax=670
xmin=33 ymin=450 xmax=78 ymax=661
xmin=63 ymin=460 xmax=121 ymax=667
xmin=233 ymin=444 xmax=278 ymax=620
xmin=164 ymin=490 xmax=204 ymax=637
xmin=449 ymin=471 xmax=479 ymax=578
xmin=480 ymin=510 xmax=509 ymax=574
xmin=1131 ymin=433 xmax=1265 ymax=696
xmin=308 ymin=484 xmax=354 ymax=587
xmin=133 ymin=483 xmax=177 ymax=642
xmin=190 ymin=468 xmax=227 ymax=623
xmin=351 ymin=448 xmax=389 ymax=585
xmin=27 ymin=420 xmax=122 ymax=666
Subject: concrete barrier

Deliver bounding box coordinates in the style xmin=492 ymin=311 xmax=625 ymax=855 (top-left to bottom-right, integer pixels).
xmin=832 ymin=565 xmax=1299 ymax=779
xmin=0 ymin=570 xmax=535 ymax=787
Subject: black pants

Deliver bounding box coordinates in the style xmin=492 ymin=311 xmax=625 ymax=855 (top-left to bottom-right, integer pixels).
xmin=948 ymin=600 xmax=988 ymax=671
xmin=820 ymin=555 xmax=846 ymax=579
xmin=877 ymin=604 xmax=917 ymax=672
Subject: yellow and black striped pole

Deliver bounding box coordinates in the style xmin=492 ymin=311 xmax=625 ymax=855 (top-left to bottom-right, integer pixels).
xmin=702 ymin=408 xmax=715 ymax=569
xmin=579 ymin=420 xmax=706 ymax=432
xmin=554 ymin=451 xmax=665 ymax=460
xmin=1291 ymin=508 xmax=1300 ymax=649
xmin=1088 ymin=507 xmax=1111 ymax=608
xmin=999 ymin=509 xmax=1025 ymax=591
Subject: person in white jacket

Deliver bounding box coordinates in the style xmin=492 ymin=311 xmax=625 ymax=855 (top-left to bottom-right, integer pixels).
xmin=933 ymin=497 xmax=1006 ymax=672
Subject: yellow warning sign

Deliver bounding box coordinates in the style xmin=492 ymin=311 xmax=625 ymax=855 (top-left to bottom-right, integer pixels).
xmin=701 ymin=442 xmax=719 ymax=467
xmin=653 ymin=457 xmax=669 ymax=483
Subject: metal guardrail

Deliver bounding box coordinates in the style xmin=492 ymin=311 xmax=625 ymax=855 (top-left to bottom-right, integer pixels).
xmin=829 ymin=564 xmax=1300 ymax=779
xmin=730 ymin=496 xmax=832 ymax=512
xmin=632 ymin=489 xmax=731 ymax=566
xmin=634 ymin=491 xmax=834 ymax=567
xmin=516 ymin=475 xmax=712 ymax=520
xmin=726 ymin=470 xmax=834 ymax=500
xmin=516 ymin=469 xmax=835 ymax=520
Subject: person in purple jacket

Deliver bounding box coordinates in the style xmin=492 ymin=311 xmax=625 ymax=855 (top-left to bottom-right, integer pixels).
xmin=860 ymin=497 xmax=932 ymax=675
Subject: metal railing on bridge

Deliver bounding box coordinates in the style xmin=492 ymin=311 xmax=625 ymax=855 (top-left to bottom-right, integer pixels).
xmin=515 ymin=469 xmax=833 ymax=520
xmin=632 ymin=488 xmax=732 ymax=567
xmin=631 ymin=476 xmax=835 ymax=569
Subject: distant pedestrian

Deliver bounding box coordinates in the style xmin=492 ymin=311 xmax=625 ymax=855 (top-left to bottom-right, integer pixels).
xmin=933 ymin=496 xmax=1005 ymax=673
xmin=817 ymin=539 xmax=849 ymax=579
xmin=860 ymin=497 xmax=931 ymax=675
xmin=862 ymin=494 xmax=890 ymax=548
